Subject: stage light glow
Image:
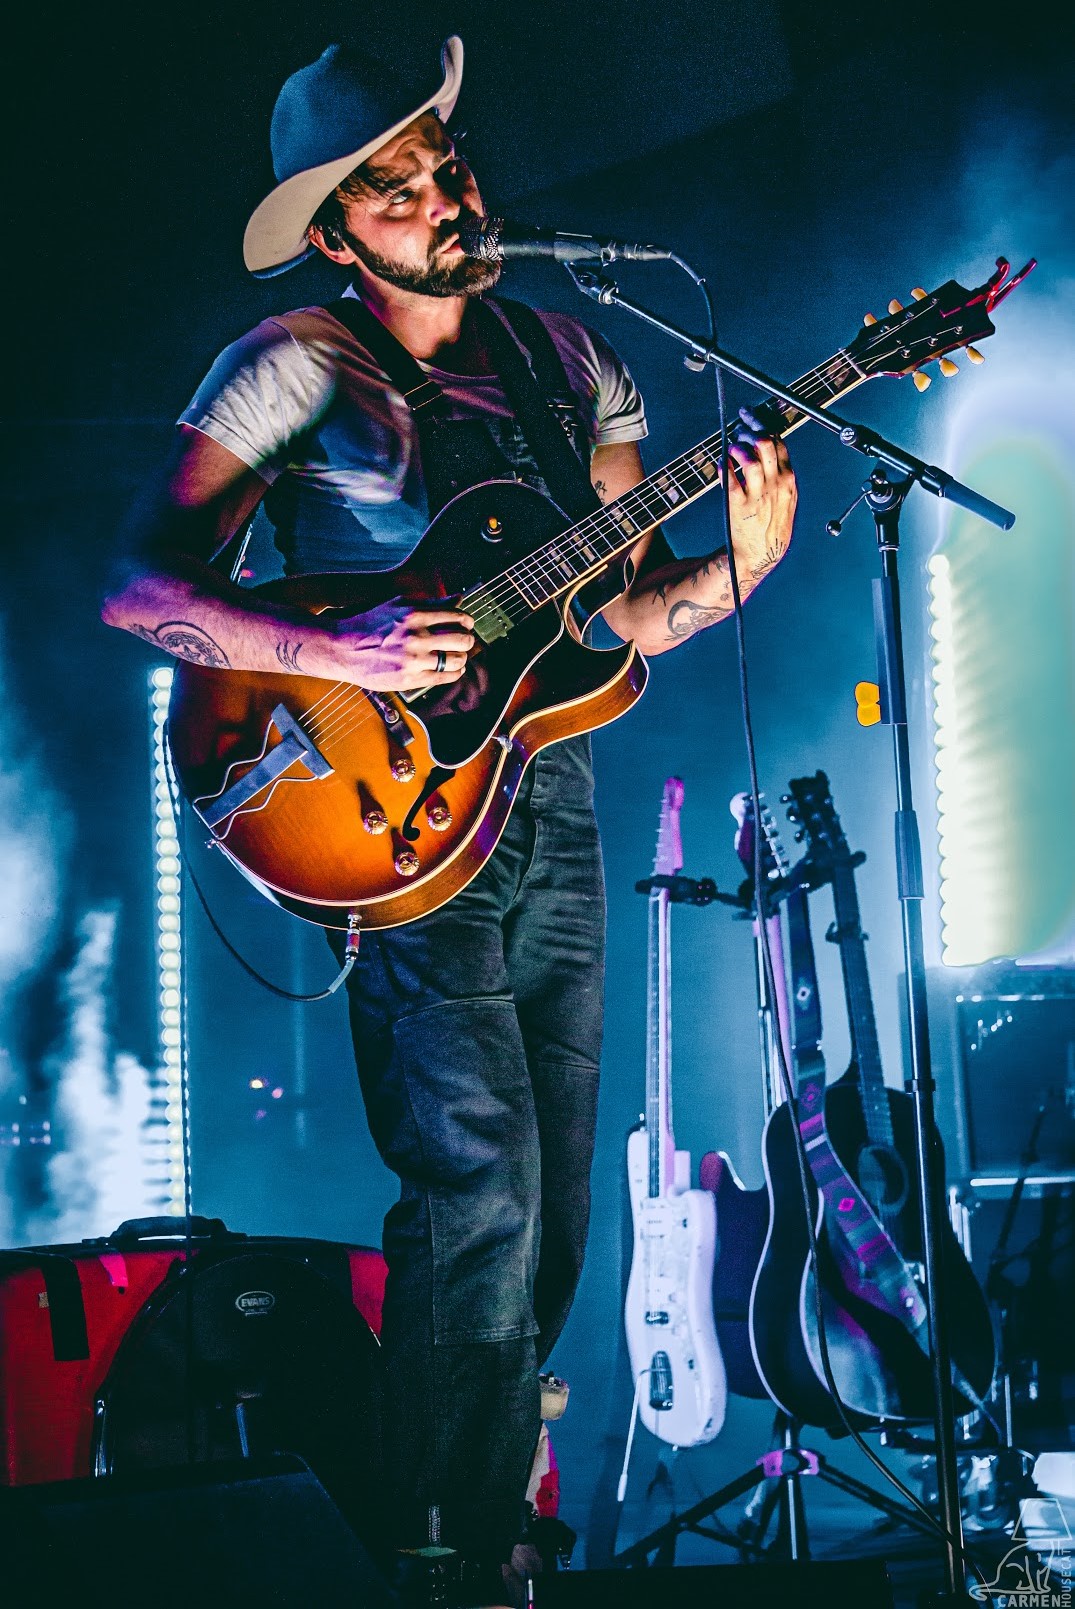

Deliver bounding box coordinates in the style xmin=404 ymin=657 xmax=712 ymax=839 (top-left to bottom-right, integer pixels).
xmin=929 ymin=377 xmax=1075 ymax=966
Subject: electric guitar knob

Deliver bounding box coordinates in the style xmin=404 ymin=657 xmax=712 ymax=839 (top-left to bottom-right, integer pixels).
xmin=394 ymin=846 xmax=420 ymax=878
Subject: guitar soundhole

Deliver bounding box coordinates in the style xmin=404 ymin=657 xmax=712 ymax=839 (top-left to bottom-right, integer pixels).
xmin=858 ymin=1143 xmax=910 ymax=1216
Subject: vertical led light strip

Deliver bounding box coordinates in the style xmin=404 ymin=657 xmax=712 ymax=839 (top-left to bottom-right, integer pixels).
xmin=927 ymin=429 xmax=1075 ymax=966
xmin=927 ymin=551 xmax=978 ymax=965
xmin=149 ymin=666 xmax=187 ymax=1209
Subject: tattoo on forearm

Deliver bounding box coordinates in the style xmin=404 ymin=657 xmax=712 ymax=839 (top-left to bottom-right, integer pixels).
xmin=130 ymin=621 xmax=231 ymax=668
xmin=666 ymin=598 xmax=732 ymax=639
xmin=750 ymin=537 xmax=786 ymax=581
xmin=594 ymin=479 xmax=609 ymax=504
xmin=275 ymin=640 xmax=304 ymax=671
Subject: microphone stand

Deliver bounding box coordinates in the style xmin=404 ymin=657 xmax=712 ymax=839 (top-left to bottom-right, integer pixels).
xmin=565 ymin=262 xmax=1018 ymax=1606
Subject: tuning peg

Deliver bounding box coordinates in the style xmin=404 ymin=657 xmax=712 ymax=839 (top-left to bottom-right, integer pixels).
xmin=779 ymin=793 xmax=791 ymax=803
xmin=786 ymin=806 xmax=801 ymax=822
xmin=888 ymin=298 xmax=904 ymax=314
xmin=911 ymin=287 xmax=928 ymax=300
xmin=863 ymin=312 xmax=878 ymax=326
xmin=938 ymin=357 xmax=959 ymax=377
xmin=966 ymin=346 xmax=985 ymax=364
xmin=794 ymin=829 xmax=805 ymax=843
xmin=912 ymin=370 xmax=932 ymax=392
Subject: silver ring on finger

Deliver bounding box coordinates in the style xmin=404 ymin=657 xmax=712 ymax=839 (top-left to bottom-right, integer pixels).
xmin=434 ymin=649 xmax=447 ymax=673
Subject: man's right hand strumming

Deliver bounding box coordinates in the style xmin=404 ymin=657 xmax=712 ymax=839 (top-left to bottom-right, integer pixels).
xmin=303 ymin=600 xmax=476 ymax=689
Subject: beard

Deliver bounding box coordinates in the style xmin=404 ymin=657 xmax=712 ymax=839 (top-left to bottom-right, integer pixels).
xmin=343 ymin=217 xmax=501 ymax=298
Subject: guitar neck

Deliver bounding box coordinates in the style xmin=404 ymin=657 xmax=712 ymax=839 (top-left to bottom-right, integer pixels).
xmin=830 ymin=861 xmax=893 ymax=1147
xmin=645 ymin=887 xmax=675 ymax=1196
xmin=785 ymin=884 xmax=824 ymax=1088
xmin=463 ymin=353 xmax=869 ymax=634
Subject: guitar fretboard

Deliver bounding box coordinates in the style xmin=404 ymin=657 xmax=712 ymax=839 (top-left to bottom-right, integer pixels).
xmin=646 ymin=887 xmax=673 ymax=1199
xmin=461 ymin=349 xmax=867 ymax=631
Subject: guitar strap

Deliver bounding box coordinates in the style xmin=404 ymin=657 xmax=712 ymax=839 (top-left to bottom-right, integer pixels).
xmin=325 ymin=290 xmax=601 ymax=522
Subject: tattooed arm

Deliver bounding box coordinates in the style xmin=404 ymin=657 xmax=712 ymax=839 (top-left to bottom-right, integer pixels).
xmin=592 ymin=434 xmax=796 ymax=656
xmin=101 ymin=426 xmax=474 ymax=691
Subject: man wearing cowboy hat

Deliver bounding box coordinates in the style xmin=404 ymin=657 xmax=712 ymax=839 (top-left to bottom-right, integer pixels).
xmin=103 ymin=32 xmax=795 ymax=1603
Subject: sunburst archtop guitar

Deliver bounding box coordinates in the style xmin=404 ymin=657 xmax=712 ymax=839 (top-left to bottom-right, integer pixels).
xmin=166 ymin=259 xmax=1030 ymax=929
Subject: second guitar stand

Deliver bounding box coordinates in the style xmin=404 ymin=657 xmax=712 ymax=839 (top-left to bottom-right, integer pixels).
xmin=613 ymin=1409 xmax=939 ymax=1568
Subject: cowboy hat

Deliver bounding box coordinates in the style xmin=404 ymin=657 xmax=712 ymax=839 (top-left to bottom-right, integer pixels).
xmin=243 ymin=35 xmax=463 ymax=276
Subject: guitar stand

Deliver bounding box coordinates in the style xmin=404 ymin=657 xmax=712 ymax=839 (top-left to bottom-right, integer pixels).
xmin=612 ymin=1412 xmax=939 ymax=1569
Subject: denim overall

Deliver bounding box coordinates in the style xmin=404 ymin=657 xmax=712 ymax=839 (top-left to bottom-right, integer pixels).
xmin=328 ymin=306 xmax=608 ymax=1565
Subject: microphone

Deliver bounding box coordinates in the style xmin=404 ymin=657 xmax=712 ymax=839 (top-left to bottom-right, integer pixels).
xmin=457 ymin=215 xmax=672 ymax=264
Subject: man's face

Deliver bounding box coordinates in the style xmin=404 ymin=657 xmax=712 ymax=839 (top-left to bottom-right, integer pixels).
xmin=334 ymin=114 xmax=499 ymax=297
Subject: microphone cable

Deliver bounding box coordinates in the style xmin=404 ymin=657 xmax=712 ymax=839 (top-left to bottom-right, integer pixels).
xmin=661 ymin=255 xmax=990 ymax=1590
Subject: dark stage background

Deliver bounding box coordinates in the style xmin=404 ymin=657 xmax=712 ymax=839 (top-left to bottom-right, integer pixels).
xmin=1 ymin=0 xmax=1072 ymax=1561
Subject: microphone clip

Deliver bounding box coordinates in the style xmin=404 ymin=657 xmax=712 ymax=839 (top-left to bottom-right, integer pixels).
xmin=564 ymin=263 xmax=619 ymax=304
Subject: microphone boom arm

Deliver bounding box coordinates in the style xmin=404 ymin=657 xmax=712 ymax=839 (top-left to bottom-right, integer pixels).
xmin=564 ymin=263 xmax=1015 ymax=531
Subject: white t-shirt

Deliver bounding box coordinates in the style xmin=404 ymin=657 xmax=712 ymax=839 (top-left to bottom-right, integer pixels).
xmin=179 ymin=294 xmax=647 ymax=575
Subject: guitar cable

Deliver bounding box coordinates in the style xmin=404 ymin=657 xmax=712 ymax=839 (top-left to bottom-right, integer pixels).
xmin=677 ymin=262 xmax=991 ymax=1590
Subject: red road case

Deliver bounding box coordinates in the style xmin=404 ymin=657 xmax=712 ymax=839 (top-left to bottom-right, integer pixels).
xmin=0 ymin=1216 xmax=387 ymax=1488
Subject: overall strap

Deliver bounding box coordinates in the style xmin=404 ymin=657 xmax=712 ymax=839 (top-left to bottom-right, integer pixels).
xmin=325 ymin=294 xmax=452 ymax=423
xmin=473 ymin=297 xmax=601 ymax=521
xmin=485 ymin=295 xmax=588 ymax=438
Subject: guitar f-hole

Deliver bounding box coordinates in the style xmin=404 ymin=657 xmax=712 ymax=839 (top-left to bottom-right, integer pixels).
xmin=401 ymin=766 xmax=456 ymax=842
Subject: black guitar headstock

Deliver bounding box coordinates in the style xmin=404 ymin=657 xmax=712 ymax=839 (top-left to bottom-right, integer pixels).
xmin=784 ymin=771 xmax=861 ymax=873
xmin=843 ymin=257 xmax=1034 ymax=392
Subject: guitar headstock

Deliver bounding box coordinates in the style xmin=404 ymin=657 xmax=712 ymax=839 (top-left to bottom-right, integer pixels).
xmin=784 ymin=771 xmax=853 ymax=869
xmin=845 ymin=256 xmax=1035 ymax=392
xmin=653 ymin=776 xmax=685 ymax=877
xmin=730 ymin=790 xmax=791 ymax=890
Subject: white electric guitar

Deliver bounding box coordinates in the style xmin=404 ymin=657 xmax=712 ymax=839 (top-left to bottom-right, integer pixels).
xmin=624 ymin=777 xmax=726 ymax=1447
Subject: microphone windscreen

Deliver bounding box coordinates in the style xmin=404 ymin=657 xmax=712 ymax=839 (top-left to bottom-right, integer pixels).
xmin=457 ymin=215 xmax=504 ymax=262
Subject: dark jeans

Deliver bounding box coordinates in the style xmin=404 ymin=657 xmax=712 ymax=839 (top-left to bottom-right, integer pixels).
xmin=337 ymin=743 xmax=605 ymax=1562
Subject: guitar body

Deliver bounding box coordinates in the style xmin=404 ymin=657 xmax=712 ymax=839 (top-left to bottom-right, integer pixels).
xmin=808 ymin=1076 xmax=996 ymax=1419
xmin=167 ymin=481 xmax=647 ymax=929
xmin=625 ymin=1128 xmax=727 ymax=1446
xmin=750 ymin=1078 xmax=996 ymax=1428
xmin=698 ymin=1150 xmax=772 ymax=1400
xmin=750 ymin=1100 xmax=852 ymax=1429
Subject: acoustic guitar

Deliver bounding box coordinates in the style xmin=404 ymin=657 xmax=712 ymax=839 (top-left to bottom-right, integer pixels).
xmin=166 ymin=260 xmax=1029 ymax=929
